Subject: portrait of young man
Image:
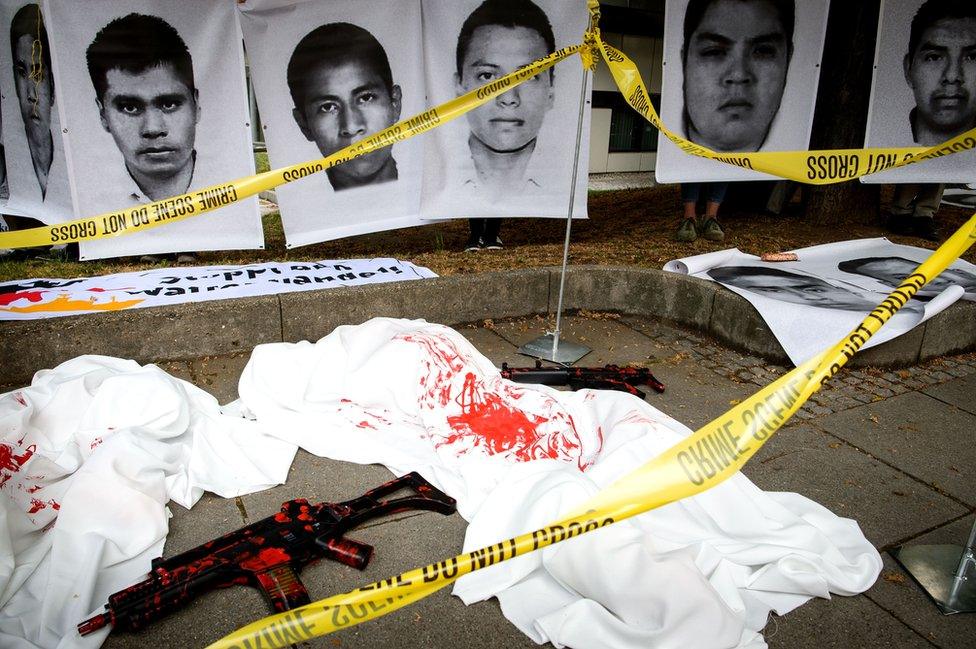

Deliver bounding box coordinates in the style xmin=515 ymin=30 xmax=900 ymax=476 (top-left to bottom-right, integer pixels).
xmin=85 ymin=13 xmax=200 ymax=203
xmin=287 ymin=22 xmax=401 ymax=192
xmin=706 ymin=265 xmax=924 ymax=314
xmin=451 ymin=0 xmax=558 ymax=249
xmin=863 ymin=0 xmax=976 ymax=185
xmin=681 ymin=0 xmax=794 ymax=153
xmin=454 ymin=0 xmax=556 ymax=198
xmin=838 ymin=255 xmax=976 ymax=296
xmin=655 ymin=0 xmax=828 ymax=184
xmin=43 ymin=0 xmax=262 ymax=260
xmin=10 ymin=3 xmax=53 ymax=199
xmin=903 ymin=0 xmax=976 ymax=146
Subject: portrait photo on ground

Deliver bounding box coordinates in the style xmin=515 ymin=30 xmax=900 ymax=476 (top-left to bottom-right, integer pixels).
xmin=862 ymin=0 xmax=976 ymax=184
xmin=0 ymin=1 xmax=73 ymax=224
xmin=419 ymin=0 xmax=590 ymax=221
xmin=655 ymin=0 xmax=830 ymax=183
xmin=663 ymin=242 xmax=963 ymax=364
xmin=239 ymin=0 xmax=427 ymax=248
xmin=43 ymin=0 xmax=263 ymax=260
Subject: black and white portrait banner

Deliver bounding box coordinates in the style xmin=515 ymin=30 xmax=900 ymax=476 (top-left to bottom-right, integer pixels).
xmin=43 ymin=0 xmax=263 ymax=260
xmin=239 ymin=0 xmax=428 ymax=247
xmin=0 ymin=258 xmax=435 ymax=320
xmin=421 ymin=0 xmax=590 ymax=220
xmin=0 ymin=1 xmax=73 ymax=223
xmin=655 ymin=0 xmax=831 ymax=183
xmin=664 ymin=239 xmax=966 ymax=365
xmin=863 ymin=0 xmax=976 ymax=184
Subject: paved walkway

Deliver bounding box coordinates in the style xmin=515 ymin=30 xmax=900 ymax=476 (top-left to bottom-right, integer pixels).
xmin=49 ymin=312 xmax=971 ymax=649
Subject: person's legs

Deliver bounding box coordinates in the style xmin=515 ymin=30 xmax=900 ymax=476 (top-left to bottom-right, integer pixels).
xmin=765 ymin=180 xmax=794 ymax=215
xmin=888 ymin=184 xmax=919 ymax=235
xmin=465 ymin=218 xmax=485 ymax=251
xmin=676 ymin=183 xmax=700 ymax=242
xmin=910 ymin=183 xmax=944 ymax=242
xmin=700 ymin=182 xmax=727 ymax=242
xmin=890 ymin=184 xmax=918 ymax=215
xmin=481 ymin=218 xmax=503 ymax=250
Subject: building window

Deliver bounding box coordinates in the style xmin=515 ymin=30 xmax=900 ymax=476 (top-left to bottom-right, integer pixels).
xmin=593 ymin=90 xmax=660 ymax=153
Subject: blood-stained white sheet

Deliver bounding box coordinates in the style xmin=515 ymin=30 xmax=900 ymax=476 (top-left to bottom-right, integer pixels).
xmin=0 ymin=357 xmax=296 ymax=649
xmin=236 ymin=318 xmax=883 ymax=649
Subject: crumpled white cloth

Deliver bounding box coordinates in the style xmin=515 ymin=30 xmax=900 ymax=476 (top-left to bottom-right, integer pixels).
xmin=237 ymin=318 xmax=883 ymax=649
xmin=0 ymin=356 xmax=296 ymax=649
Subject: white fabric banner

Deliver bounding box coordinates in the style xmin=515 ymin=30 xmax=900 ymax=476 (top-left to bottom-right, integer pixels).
xmin=43 ymin=0 xmax=264 ymax=260
xmin=862 ymin=0 xmax=976 ymax=184
xmin=0 ymin=318 xmax=881 ymax=649
xmin=419 ymin=0 xmax=590 ymax=220
xmin=238 ymin=0 xmax=429 ymax=247
xmin=0 ymin=1 xmax=73 ymax=224
xmin=0 ymin=258 xmax=436 ymax=320
xmin=655 ymin=0 xmax=831 ymax=183
xmin=664 ymin=238 xmax=970 ymax=365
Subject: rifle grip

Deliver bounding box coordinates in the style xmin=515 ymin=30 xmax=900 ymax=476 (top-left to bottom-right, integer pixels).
xmin=319 ymin=536 xmax=373 ymax=570
xmin=254 ymin=564 xmax=311 ymax=613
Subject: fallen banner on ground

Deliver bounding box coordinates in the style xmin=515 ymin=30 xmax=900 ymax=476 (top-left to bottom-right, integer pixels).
xmin=663 ymin=240 xmax=969 ymax=365
xmin=0 ymin=258 xmax=435 ymax=320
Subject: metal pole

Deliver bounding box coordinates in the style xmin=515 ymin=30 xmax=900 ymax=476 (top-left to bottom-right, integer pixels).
xmin=550 ymin=66 xmax=592 ymax=359
xmin=945 ymin=517 xmax=976 ymax=609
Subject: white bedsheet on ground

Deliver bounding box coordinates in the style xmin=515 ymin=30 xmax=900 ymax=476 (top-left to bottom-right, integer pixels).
xmin=236 ymin=318 xmax=882 ymax=649
xmin=0 ymin=318 xmax=882 ymax=649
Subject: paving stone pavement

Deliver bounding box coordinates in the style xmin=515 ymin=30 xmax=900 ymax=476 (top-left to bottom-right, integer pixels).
xmin=5 ymin=312 xmax=975 ymax=649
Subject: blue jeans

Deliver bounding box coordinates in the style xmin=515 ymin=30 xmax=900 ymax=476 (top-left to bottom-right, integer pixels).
xmin=681 ymin=182 xmax=728 ymax=205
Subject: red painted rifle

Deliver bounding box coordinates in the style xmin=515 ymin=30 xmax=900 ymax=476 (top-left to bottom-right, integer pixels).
xmin=501 ymin=361 xmax=665 ymax=397
xmin=77 ymin=471 xmax=455 ymax=636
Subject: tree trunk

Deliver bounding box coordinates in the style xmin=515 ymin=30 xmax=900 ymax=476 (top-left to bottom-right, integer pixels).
xmin=805 ymin=0 xmax=882 ymax=226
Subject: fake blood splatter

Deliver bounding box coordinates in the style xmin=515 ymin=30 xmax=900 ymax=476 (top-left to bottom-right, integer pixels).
xmin=397 ymin=333 xmax=466 ymax=408
xmin=0 ymin=442 xmax=35 ymax=489
xmin=441 ymin=373 xmax=592 ymax=468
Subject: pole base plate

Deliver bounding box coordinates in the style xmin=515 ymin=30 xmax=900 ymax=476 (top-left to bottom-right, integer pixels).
xmin=891 ymin=544 xmax=976 ymax=615
xmin=518 ymin=334 xmax=591 ymax=365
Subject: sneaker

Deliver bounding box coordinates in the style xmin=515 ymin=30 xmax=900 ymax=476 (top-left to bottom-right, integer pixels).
xmin=483 ymin=236 xmax=503 ymax=250
xmin=700 ymin=218 xmax=725 ymax=242
xmin=176 ymin=253 xmax=197 ymax=264
xmin=139 ymin=254 xmax=164 ymax=263
xmin=464 ymin=236 xmax=482 ymax=252
xmin=887 ymin=213 xmax=912 ymax=235
xmin=911 ymin=217 xmax=941 ymax=242
xmin=675 ymin=218 xmax=698 ymax=242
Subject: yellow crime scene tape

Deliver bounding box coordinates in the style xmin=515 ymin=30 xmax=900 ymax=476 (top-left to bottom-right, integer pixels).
xmin=208 ymin=210 xmax=976 ymax=649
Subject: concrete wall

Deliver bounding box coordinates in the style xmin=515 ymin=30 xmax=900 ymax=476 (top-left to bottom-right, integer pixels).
xmin=4 ymin=268 xmax=973 ymax=385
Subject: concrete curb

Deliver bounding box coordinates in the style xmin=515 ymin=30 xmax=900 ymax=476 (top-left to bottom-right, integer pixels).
xmin=2 ymin=266 xmax=974 ymax=384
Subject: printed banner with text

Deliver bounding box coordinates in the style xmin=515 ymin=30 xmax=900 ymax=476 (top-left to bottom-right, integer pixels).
xmin=0 ymin=258 xmax=436 ymax=320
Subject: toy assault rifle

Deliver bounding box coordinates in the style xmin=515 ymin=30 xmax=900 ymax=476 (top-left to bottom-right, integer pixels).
xmin=78 ymin=472 xmax=456 ymax=636
xmin=501 ymin=361 xmax=665 ymax=397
